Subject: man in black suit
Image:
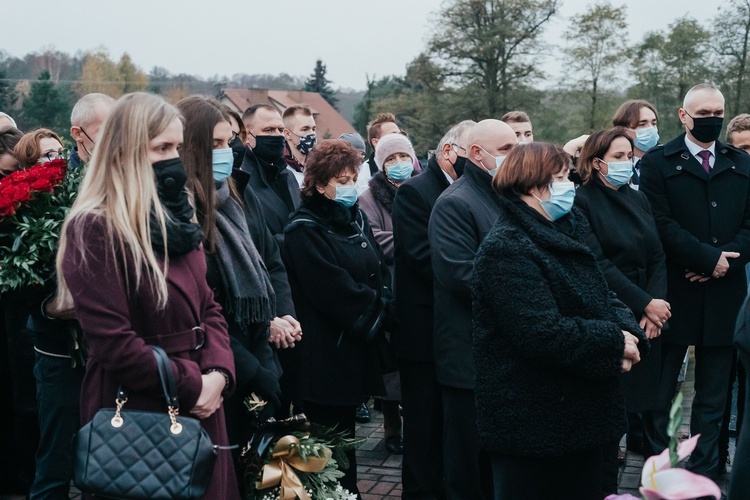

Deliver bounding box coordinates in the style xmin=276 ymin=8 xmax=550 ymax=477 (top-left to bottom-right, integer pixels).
xmin=428 ymin=119 xmax=517 ymax=499
xmin=730 ymin=289 xmax=750 ymax=497
xmin=640 ymin=83 xmax=750 ymax=479
xmin=392 ymin=120 xmax=475 ymax=499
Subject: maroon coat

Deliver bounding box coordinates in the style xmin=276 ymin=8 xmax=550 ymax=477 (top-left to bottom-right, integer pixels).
xmin=62 ymin=215 xmax=239 ymax=500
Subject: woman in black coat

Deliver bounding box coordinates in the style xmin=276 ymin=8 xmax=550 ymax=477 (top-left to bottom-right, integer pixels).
xmin=472 ymin=142 xmax=647 ymax=500
xmin=574 ymin=128 xmax=670 ymax=493
xmin=282 ymin=139 xmax=394 ymax=497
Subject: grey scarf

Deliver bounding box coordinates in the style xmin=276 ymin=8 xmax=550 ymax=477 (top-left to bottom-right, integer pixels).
xmin=214 ymin=182 xmax=276 ymax=326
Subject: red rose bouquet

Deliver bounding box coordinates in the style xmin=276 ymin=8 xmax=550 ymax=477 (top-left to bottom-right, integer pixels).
xmin=0 ymin=159 xmax=83 ymax=293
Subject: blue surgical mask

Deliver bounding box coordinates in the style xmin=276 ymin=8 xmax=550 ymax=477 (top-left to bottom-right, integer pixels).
xmin=599 ymin=159 xmax=633 ymax=188
xmin=480 ymin=146 xmax=506 ymax=177
xmin=634 ymin=126 xmax=659 ymax=152
xmin=212 ymin=147 xmax=234 ymax=182
xmin=534 ymin=181 xmax=576 ymax=221
xmin=331 ymin=184 xmax=358 ymax=207
xmin=386 ymin=160 xmax=414 ymax=182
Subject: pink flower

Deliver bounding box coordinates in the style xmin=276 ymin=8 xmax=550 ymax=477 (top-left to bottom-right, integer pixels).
xmin=639 ymin=434 xmax=721 ymax=500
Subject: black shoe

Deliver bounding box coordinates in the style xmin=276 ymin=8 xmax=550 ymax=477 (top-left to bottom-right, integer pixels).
xmin=718 ymin=455 xmax=730 ymax=476
xmin=355 ymin=403 xmax=371 ymax=423
xmin=385 ymin=435 xmax=403 ymax=455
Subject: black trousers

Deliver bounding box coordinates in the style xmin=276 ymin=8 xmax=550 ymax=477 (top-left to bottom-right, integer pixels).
xmin=441 ymin=385 xmax=491 ymax=500
xmin=729 ymin=350 xmax=750 ymax=498
xmin=400 ymin=361 xmax=445 ymax=500
xmin=491 ymin=447 xmax=602 ymax=500
xmin=303 ymin=401 xmax=359 ymax=497
xmin=648 ymin=344 xmax=734 ymax=479
xmin=719 ymin=353 xmax=745 ymax=464
xmin=30 ymin=353 xmax=84 ymax=499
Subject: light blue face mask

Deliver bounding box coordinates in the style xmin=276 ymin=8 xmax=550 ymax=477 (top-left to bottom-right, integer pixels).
xmin=386 ymin=160 xmax=414 ymax=182
xmin=479 ymin=146 xmax=506 ymax=177
xmin=534 ymin=181 xmax=576 ymax=221
xmin=634 ymin=126 xmax=659 ymax=152
xmin=332 ymin=184 xmax=358 ymax=208
xmin=599 ymin=159 xmax=633 ymax=188
xmin=212 ymin=147 xmax=234 ymax=182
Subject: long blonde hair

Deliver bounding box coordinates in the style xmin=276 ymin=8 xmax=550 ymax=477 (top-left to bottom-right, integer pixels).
xmin=56 ymin=92 xmax=182 ymax=309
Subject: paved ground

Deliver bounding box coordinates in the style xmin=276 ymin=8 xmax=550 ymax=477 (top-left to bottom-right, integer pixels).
xmin=1 ymin=349 xmax=736 ymax=499
xmin=354 ymin=348 xmax=736 ymax=499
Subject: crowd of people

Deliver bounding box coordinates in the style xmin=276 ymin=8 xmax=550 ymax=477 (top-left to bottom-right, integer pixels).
xmin=0 ymin=81 xmax=750 ymax=500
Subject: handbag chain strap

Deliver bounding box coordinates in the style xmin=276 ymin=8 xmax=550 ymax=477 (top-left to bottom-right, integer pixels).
xmin=109 ymin=346 xmax=184 ymax=435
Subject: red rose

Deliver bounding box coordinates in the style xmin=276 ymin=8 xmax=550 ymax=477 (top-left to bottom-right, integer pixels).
xmin=0 ymin=195 xmax=15 ymax=217
xmin=30 ymin=177 xmax=53 ymax=192
xmin=9 ymin=184 xmax=33 ymax=203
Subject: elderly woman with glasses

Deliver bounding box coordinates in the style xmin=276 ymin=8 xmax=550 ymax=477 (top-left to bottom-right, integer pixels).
xmin=13 ymin=128 xmax=65 ymax=169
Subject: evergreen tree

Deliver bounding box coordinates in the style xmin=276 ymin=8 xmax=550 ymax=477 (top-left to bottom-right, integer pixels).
xmin=21 ymin=70 xmax=71 ymax=136
xmin=0 ymin=69 xmax=18 ymax=113
xmin=304 ymin=59 xmax=338 ymax=109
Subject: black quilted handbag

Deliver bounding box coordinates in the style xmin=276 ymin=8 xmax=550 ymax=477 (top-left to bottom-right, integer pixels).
xmin=73 ymin=346 xmax=218 ymax=499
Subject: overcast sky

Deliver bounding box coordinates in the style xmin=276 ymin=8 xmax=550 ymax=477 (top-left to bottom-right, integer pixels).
xmin=2 ymin=0 xmax=717 ymax=91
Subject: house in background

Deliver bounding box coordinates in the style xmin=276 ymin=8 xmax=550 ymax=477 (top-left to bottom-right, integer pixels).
xmin=219 ymin=88 xmax=356 ymax=138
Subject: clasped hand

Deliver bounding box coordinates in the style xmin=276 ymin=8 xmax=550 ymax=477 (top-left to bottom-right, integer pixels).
xmin=684 ymin=251 xmax=740 ymax=282
xmin=621 ymin=331 xmax=640 ymax=373
xmin=269 ymin=315 xmax=303 ymax=349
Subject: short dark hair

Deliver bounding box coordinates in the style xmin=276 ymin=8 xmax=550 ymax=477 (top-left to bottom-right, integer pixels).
xmin=0 ymin=125 xmax=23 ymax=156
xmin=367 ymin=112 xmax=397 ymax=146
xmin=501 ymin=111 xmax=531 ymax=124
xmin=577 ymin=128 xmax=634 ymax=185
xmin=493 ymin=142 xmax=571 ymax=196
xmin=242 ymin=104 xmax=278 ymax=129
xmin=282 ymin=104 xmax=313 ymax=120
xmin=727 ymin=114 xmax=750 ymax=145
xmin=612 ymin=100 xmax=659 ymax=129
xmin=301 ymin=139 xmax=362 ymax=198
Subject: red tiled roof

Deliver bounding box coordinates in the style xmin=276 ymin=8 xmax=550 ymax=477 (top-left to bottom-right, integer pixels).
xmin=219 ymin=88 xmax=355 ymax=139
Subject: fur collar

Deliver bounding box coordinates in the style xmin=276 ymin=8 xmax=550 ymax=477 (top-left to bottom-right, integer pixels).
xmin=367 ymin=172 xmax=398 ymax=215
xmin=296 ymin=191 xmax=360 ymax=232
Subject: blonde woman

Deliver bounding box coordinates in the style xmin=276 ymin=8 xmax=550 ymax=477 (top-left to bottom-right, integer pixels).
xmin=55 ymin=92 xmax=239 ymax=499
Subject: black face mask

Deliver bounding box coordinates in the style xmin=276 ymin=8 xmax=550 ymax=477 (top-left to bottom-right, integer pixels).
xmin=251 ymin=134 xmax=286 ymax=164
xmin=686 ymin=113 xmax=724 ymax=143
xmin=152 ymin=157 xmax=193 ymax=221
xmin=451 ymin=156 xmax=467 ymax=178
xmin=229 ymin=137 xmax=245 ymax=170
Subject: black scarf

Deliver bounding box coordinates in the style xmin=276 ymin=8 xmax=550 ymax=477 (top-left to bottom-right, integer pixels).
xmin=150 ymin=157 xmax=202 ymax=255
xmin=367 ymin=171 xmax=397 ymax=215
xmin=213 ymin=182 xmax=276 ymax=326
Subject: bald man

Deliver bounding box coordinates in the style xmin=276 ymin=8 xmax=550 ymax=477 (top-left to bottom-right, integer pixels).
xmin=640 ymin=84 xmax=750 ymax=479
xmin=428 ymin=119 xmax=517 ymax=499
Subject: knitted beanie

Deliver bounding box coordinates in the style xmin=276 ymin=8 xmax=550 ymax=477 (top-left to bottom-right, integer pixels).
xmin=374 ymin=133 xmax=417 ymax=170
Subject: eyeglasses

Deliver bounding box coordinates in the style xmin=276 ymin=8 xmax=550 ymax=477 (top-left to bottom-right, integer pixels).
xmin=452 ymin=143 xmax=467 ymax=154
xmin=38 ymin=150 xmax=65 ymax=163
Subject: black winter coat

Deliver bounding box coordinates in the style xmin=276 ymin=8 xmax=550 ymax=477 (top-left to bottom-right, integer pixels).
xmin=472 ymin=193 xmax=646 ymax=458
xmin=575 ymin=178 xmax=666 ymax=411
xmin=282 ymin=193 xmax=392 ymax=405
xmin=575 ymin=178 xmax=667 ymax=319
xmin=392 ymin=157 xmax=452 ymax=362
xmin=241 ymin=147 xmax=301 ymax=246
xmin=640 ymin=135 xmax=750 ymax=346
xmin=429 ymin=162 xmax=502 ymax=389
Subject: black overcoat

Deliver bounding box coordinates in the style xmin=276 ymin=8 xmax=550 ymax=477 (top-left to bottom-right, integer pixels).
xmin=575 ymin=178 xmax=666 ymax=411
xmin=640 ymin=135 xmax=750 ymax=346
xmin=428 ymin=162 xmax=502 ymax=389
xmin=281 ymin=193 xmax=391 ymax=406
xmin=472 ymin=194 xmax=646 ymax=458
xmin=240 ymin=147 xmax=301 ymax=245
xmin=392 ymin=157 xmax=452 ymax=362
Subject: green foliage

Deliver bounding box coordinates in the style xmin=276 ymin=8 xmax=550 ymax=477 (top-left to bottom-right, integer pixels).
xmin=304 ymin=59 xmax=338 ymax=110
xmin=713 ymin=0 xmax=750 ymax=116
xmin=564 ymin=2 xmax=628 ymax=129
xmin=0 ymin=69 xmax=17 ymax=111
xmin=20 ymin=70 xmax=71 ymax=136
xmin=667 ymin=392 xmax=684 ymax=468
xmin=428 ymin=0 xmax=559 ymax=116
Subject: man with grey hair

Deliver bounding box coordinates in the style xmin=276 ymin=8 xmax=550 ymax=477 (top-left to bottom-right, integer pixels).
xmin=640 ymin=83 xmax=750 ymax=479
xmin=392 ymin=119 xmax=475 ymax=499
xmin=68 ymin=93 xmax=115 ymax=169
xmin=0 ymin=111 xmax=17 ymax=129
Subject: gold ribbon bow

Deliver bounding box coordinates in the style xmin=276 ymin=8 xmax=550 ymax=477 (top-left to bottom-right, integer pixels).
xmin=257 ymin=434 xmax=332 ymax=500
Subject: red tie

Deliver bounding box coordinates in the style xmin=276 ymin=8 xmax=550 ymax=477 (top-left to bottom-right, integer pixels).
xmin=698 ymin=150 xmax=711 ymax=173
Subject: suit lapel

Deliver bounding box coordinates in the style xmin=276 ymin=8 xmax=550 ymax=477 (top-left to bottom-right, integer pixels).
xmin=711 ymin=141 xmax=736 ymax=177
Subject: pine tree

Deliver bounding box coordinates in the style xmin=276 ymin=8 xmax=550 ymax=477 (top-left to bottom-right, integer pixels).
xmin=21 ymin=70 xmax=71 ymax=135
xmin=304 ymin=59 xmax=338 ymax=109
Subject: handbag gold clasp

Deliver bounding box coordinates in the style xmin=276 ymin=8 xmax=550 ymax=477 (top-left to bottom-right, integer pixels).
xmin=168 ymin=406 xmax=182 ymax=435
xmin=111 ymin=396 xmax=128 ymax=428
